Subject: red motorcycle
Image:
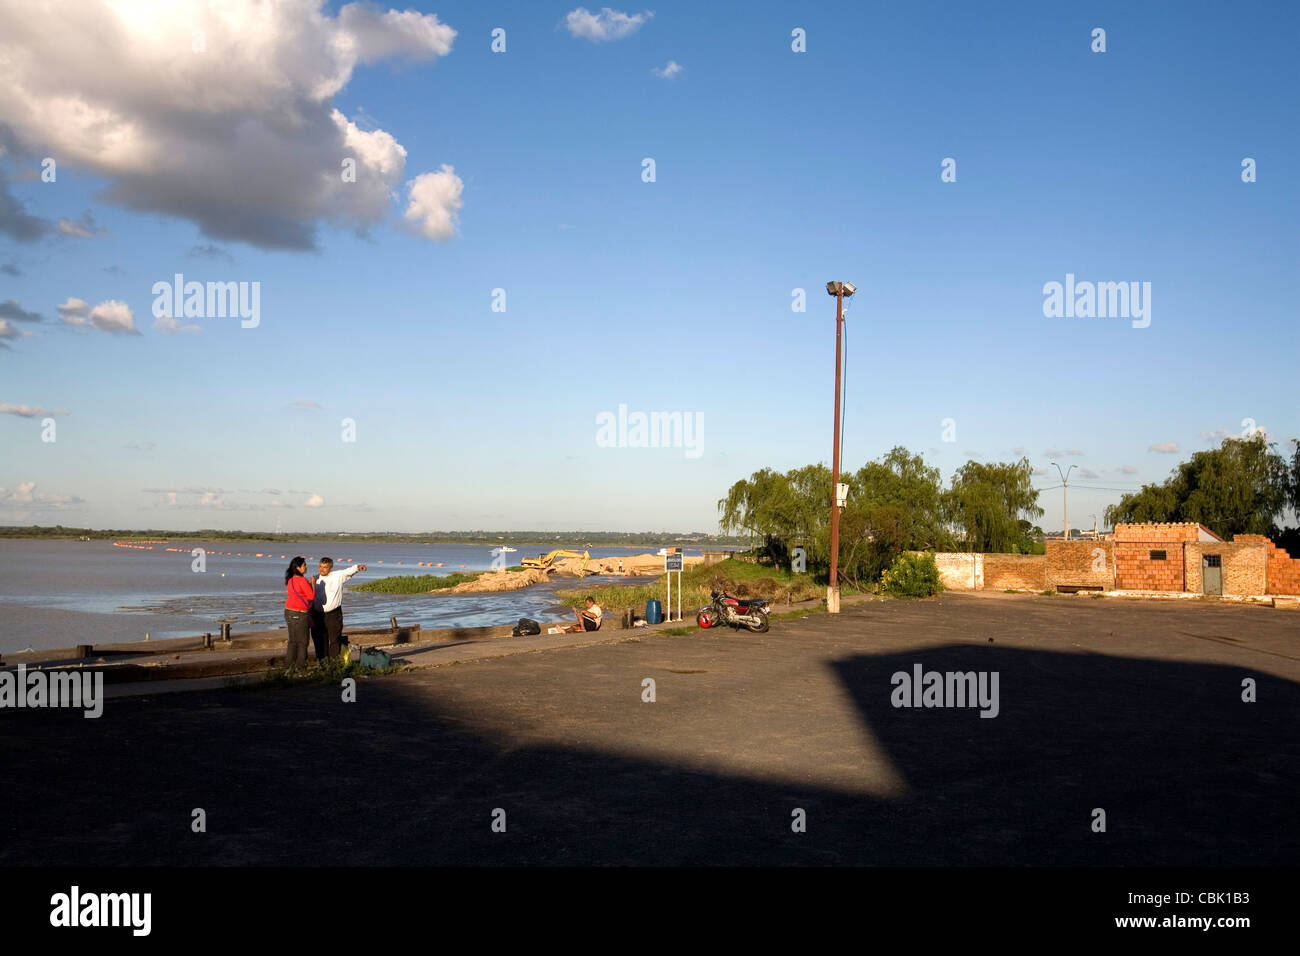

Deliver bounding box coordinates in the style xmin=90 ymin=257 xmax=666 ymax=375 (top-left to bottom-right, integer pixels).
xmin=697 ymin=589 xmax=771 ymax=633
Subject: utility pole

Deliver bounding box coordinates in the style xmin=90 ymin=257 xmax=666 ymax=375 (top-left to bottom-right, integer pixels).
xmin=1051 ymin=461 xmax=1076 ymax=540
xmin=825 ymin=281 xmax=855 ymax=613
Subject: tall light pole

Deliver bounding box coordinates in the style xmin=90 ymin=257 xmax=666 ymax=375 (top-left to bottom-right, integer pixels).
xmin=1051 ymin=461 xmax=1076 ymax=540
xmin=825 ymin=280 xmax=856 ymax=613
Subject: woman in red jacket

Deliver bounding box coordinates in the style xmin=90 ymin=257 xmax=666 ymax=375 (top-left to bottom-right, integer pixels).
xmin=283 ymin=556 xmax=314 ymax=673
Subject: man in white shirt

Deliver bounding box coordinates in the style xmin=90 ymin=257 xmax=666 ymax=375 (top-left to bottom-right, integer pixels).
xmin=567 ymin=596 xmax=602 ymax=632
xmin=311 ymin=557 xmax=366 ymax=661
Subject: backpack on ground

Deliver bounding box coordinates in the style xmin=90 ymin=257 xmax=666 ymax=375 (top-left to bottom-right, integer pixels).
xmin=512 ymin=618 xmax=541 ymax=636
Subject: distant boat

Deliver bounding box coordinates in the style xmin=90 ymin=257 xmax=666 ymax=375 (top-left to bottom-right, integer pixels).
xmin=496 ymin=546 xmax=517 ymax=552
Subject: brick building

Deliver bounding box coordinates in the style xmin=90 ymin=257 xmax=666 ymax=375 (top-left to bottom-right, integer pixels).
xmin=1106 ymin=523 xmax=1300 ymax=595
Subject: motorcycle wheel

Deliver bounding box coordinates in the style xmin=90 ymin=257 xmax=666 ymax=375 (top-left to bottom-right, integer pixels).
xmin=697 ymin=608 xmax=716 ymax=628
xmin=746 ymin=609 xmax=770 ymax=633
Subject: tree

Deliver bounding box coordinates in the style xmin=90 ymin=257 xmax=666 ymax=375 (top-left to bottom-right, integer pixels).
xmin=1104 ymin=435 xmax=1288 ymax=537
xmin=942 ymin=458 xmax=1043 ymax=553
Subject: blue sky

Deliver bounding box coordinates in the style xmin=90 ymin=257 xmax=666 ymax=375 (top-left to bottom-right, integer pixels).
xmin=1 ymin=0 xmax=1296 ymax=533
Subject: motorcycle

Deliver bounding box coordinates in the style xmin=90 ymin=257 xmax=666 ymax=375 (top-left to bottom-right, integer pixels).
xmin=696 ymin=588 xmax=771 ymax=633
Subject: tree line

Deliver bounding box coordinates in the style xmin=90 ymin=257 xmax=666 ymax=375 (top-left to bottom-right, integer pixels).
xmin=717 ymin=447 xmax=1043 ymax=589
xmin=719 ymin=435 xmax=1300 ymax=589
xmin=1105 ymin=434 xmax=1300 ymax=551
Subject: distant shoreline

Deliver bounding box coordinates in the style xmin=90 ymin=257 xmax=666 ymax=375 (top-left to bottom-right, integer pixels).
xmin=0 ymin=529 xmax=747 ymax=547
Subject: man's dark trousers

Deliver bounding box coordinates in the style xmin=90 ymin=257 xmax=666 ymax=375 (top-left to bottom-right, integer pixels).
xmin=309 ymin=608 xmax=328 ymax=661
xmin=322 ymin=607 xmax=345 ymax=658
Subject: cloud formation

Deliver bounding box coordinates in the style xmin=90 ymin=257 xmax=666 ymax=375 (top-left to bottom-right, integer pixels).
xmin=0 ymin=299 xmax=41 ymax=322
xmin=0 ymin=403 xmax=68 ymax=417
xmin=0 ymin=318 xmax=35 ymax=347
xmin=153 ymin=313 xmax=201 ymax=335
xmin=1149 ymin=441 xmax=1179 ymax=453
xmin=403 ymin=165 xmax=464 ymax=240
xmin=56 ymin=211 xmax=105 ymax=239
xmin=651 ymin=60 xmax=683 ymax=78
xmin=0 ymin=169 xmax=50 ymax=242
xmin=565 ymin=7 xmax=652 ymax=42
xmin=58 ymin=297 xmax=139 ymax=334
xmin=0 ymin=481 xmax=83 ymax=507
xmin=0 ymin=1 xmax=458 ymax=251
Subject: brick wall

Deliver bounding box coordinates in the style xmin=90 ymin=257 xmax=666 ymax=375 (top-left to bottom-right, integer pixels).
xmin=1184 ymin=542 xmax=1266 ymax=595
xmin=1236 ymin=535 xmax=1300 ymax=595
xmin=983 ymin=553 xmax=1047 ymax=591
xmin=1114 ymin=542 xmax=1186 ymax=591
xmin=1045 ymin=540 xmax=1115 ymax=589
xmin=932 ymin=552 xmax=983 ymax=590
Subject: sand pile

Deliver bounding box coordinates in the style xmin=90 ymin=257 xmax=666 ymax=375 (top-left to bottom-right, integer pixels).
xmin=434 ymin=568 xmax=550 ymax=593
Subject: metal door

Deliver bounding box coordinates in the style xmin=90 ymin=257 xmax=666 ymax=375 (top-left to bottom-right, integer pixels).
xmin=1202 ymin=554 xmax=1222 ymax=595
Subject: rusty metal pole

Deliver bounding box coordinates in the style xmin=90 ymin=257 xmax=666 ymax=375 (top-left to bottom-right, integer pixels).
xmin=828 ymin=287 xmax=844 ymax=613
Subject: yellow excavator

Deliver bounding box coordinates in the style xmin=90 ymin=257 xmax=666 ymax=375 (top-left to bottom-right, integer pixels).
xmin=521 ymin=548 xmax=591 ymax=575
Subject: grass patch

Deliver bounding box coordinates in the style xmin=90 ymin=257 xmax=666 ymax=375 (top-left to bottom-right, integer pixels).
xmin=353 ymin=572 xmax=480 ymax=593
xmin=254 ymin=654 xmax=405 ymax=687
xmin=556 ymin=557 xmax=830 ymax=612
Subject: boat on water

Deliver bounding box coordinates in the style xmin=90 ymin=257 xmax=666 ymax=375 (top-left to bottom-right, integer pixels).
xmin=496 ymin=546 xmax=517 ymax=552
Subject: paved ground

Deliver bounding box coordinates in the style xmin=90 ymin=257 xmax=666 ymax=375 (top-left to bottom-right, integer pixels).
xmin=4 ymin=592 xmax=1297 ymax=865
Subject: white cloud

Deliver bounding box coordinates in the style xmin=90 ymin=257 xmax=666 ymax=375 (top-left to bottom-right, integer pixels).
xmin=0 ymin=1 xmax=459 ymax=250
xmin=1149 ymin=441 xmax=1179 ymax=454
xmin=56 ymin=298 xmax=89 ymax=326
xmin=338 ymin=3 xmax=456 ymax=62
xmin=565 ymin=7 xmax=653 ymax=42
xmin=0 ymin=318 xmax=37 ymax=346
xmin=1119 ymin=465 xmax=1138 ymax=475
xmin=0 ymin=481 xmax=83 ymax=508
xmin=153 ymin=313 xmax=201 ymax=335
xmin=0 ymin=403 xmax=68 ymax=417
xmin=57 ymin=297 xmax=139 ymax=334
xmin=305 ymin=493 xmax=325 ymax=508
xmin=403 ymin=165 xmax=463 ymax=240
xmin=56 ymin=211 xmax=105 ymax=239
xmin=651 ymin=60 xmax=683 ymax=78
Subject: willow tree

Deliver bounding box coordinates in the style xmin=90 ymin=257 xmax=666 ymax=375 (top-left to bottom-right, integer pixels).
xmin=1104 ymin=434 xmax=1289 ymax=537
xmin=943 ymin=458 xmax=1043 ymax=553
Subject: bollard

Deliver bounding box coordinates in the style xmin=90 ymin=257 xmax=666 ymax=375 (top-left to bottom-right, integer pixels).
xmin=220 ymin=622 xmax=231 ymax=642
xmin=389 ymin=616 xmax=399 ymax=631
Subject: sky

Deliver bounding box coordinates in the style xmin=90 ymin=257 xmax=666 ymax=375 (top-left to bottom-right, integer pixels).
xmin=1 ymin=0 xmax=1297 ymax=534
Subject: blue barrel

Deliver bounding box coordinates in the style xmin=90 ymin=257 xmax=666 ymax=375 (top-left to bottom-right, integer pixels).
xmin=645 ymin=599 xmax=663 ymax=625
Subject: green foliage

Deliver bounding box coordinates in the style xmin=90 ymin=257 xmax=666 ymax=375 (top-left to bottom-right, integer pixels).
xmin=942 ymin=458 xmax=1043 ymax=553
xmin=260 ymin=654 xmax=403 ymax=686
xmin=556 ymin=557 xmax=828 ymax=612
xmin=878 ymin=552 xmax=945 ymax=598
xmin=719 ymin=447 xmax=1043 ymax=585
xmin=1104 ymin=435 xmax=1289 ymax=537
xmin=353 ymin=572 xmax=479 ymax=593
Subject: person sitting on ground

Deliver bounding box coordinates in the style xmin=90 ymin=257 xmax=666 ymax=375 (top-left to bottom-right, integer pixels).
xmin=567 ymin=596 xmax=602 ymax=632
